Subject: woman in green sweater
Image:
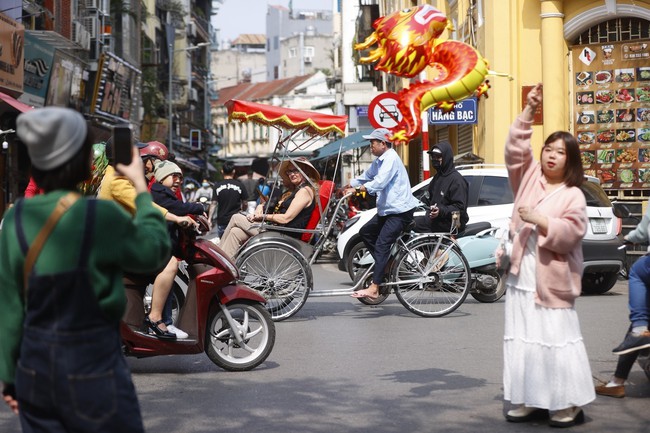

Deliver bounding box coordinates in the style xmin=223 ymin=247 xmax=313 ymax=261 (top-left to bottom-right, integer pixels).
xmin=0 ymin=107 xmax=171 ymax=432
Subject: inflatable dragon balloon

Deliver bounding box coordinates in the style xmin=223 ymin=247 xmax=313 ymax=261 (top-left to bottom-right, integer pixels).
xmin=355 ymin=5 xmax=490 ymax=143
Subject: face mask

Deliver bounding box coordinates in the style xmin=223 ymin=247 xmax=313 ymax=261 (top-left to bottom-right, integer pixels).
xmin=202 ymin=182 xmax=209 ymax=188
xmin=430 ymin=156 xmax=442 ymax=169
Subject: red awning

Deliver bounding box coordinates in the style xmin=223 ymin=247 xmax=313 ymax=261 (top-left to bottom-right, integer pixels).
xmin=0 ymin=91 xmax=33 ymax=113
xmin=225 ymin=99 xmax=347 ymax=136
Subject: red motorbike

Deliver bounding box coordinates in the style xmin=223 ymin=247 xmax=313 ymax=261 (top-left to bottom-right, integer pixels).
xmin=120 ymin=216 xmax=275 ymax=371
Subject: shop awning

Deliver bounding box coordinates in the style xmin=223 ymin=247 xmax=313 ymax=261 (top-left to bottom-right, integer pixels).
xmin=0 ymin=91 xmax=33 ymax=113
xmin=311 ymin=131 xmax=369 ymax=161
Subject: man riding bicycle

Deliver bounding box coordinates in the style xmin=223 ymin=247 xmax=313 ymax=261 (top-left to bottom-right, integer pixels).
xmin=343 ymin=128 xmax=419 ymax=300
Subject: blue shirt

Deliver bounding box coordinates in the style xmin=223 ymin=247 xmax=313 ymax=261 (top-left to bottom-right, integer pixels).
xmin=350 ymin=148 xmax=418 ymax=216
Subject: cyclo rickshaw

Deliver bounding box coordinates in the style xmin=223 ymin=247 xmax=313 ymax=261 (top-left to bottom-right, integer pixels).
xmin=225 ymin=99 xmax=472 ymax=321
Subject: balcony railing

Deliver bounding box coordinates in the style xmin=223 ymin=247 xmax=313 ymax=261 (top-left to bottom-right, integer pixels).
xmin=191 ymin=11 xmax=211 ymax=41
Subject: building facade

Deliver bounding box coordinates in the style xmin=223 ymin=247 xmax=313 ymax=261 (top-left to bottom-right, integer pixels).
xmin=211 ymin=34 xmax=267 ymax=90
xmin=266 ymin=4 xmax=333 ymax=80
xmin=0 ymin=1 xmax=215 ymax=212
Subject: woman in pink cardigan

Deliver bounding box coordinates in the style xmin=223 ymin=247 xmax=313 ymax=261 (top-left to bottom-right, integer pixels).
xmin=501 ymin=83 xmax=595 ymax=427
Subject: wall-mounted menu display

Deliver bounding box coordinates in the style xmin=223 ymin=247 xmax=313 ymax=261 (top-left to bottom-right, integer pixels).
xmin=573 ymin=40 xmax=650 ymax=189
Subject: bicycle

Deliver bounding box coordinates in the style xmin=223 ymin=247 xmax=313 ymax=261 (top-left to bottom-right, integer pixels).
xmin=348 ymin=211 xmax=471 ymax=317
xmin=225 ymin=99 xmax=471 ymax=320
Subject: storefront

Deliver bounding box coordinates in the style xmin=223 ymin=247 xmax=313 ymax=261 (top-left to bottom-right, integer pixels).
xmin=435 ymin=0 xmax=650 ymax=261
xmin=0 ymin=12 xmax=26 ymax=214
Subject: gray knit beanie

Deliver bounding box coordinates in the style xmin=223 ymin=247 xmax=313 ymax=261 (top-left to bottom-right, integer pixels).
xmin=16 ymin=107 xmax=87 ymax=170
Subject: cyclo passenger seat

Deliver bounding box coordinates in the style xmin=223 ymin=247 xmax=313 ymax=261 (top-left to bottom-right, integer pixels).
xmin=301 ymin=180 xmax=335 ymax=243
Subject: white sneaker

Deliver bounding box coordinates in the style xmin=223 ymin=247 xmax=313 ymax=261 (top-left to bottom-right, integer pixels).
xmin=167 ymin=325 xmax=189 ymax=339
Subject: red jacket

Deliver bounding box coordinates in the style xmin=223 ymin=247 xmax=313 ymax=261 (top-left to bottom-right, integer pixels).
xmin=24 ymin=177 xmax=44 ymax=198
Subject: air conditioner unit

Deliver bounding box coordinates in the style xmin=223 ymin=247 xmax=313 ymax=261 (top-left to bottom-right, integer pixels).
xmin=188 ymin=22 xmax=197 ymax=37
xmin=189 ymin=88 xmax=199 ymax=102
xmin=85 ymin=0 xmax=98 ymax=9
xmin=304 ymin=56 xmax=313 ymax=64
xmin=72 ymin=22 xmax=91 ymax=50
xmin=83 ymin=16 xmax=98 ymax=39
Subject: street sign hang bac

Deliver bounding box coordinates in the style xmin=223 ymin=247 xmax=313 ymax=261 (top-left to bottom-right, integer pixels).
xmin=428 ymin=97 xmax=478 ymax=125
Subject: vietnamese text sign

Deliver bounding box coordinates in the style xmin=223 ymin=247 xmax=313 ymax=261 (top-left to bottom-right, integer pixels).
xmin=0 ymin=13 xmax=24 ymax=94
xmin=428 ymin=98 xmax=478 ymax=125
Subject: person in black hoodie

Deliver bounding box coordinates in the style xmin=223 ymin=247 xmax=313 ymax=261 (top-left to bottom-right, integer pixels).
xmin=147 ymin=160 xmax=205 ymax=340
xmin=415 ymin=141 xmax=469 ymax=234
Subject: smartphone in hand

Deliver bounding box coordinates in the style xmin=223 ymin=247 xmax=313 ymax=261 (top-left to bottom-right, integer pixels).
xmin=111 ymin=124 xmax=133 ymax=166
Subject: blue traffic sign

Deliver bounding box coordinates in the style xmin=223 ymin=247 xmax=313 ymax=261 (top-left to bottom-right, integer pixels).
xmin=428 ymin=97 xmax=478 ymax=125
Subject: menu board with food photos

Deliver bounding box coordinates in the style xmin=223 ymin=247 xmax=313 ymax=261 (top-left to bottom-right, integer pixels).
xmin=574 ymin=40 xmax=650 ymax=189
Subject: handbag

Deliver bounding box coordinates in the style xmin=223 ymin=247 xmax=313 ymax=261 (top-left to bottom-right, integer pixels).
xmin=495 ymin=230 xmax=512 ymax=272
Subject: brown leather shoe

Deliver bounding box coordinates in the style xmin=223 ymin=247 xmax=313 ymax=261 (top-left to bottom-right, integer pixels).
xmin=595 ymin=384 xmax=625 ymax=398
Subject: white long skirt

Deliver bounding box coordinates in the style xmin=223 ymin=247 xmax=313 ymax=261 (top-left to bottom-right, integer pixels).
xmin=503 ymin=234 xmax=595 ymax=410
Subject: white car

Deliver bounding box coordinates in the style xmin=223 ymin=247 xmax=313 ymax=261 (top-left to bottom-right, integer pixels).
xmin=337 ymin=165 xmax=625 ymax=295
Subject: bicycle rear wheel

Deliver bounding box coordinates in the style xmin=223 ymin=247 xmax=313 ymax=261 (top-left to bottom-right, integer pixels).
xmin=237 ymin=242 xmax=311 ymax=321
xmin=391 ymin=236 xmax=470 ymax=317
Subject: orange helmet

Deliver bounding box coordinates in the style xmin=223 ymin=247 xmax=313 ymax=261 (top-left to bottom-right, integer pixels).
xmin=139 ymin=141 xmax=169 ymax=161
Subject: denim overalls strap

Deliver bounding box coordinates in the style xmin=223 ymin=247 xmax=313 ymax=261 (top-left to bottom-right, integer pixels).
xmin=13 ymin=198 xmax=144 ymax=433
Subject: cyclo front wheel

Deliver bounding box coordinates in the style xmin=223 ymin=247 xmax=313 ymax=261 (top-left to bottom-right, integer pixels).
xmin=391 ymin=235 xmax=470 ymax=317
xmin=236 ymin=241 xmax=312 ymax=321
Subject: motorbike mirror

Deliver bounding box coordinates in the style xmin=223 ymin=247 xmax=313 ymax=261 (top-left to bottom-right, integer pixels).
xmin=195 ymin=215 xmax=210 ymax=233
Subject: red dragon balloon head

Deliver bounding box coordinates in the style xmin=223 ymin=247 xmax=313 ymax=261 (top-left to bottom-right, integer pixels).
xmin=354 ymin=5 xmax=491 ymax=144
xmin=354 ymin=5 xmax=452 ymax=78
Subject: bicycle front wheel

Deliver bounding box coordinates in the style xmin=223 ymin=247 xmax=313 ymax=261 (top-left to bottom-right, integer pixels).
xmin=237 ymin=242 xmax=311 ymax=321
xmin=391 ymin=236 xmax=470 ymax=317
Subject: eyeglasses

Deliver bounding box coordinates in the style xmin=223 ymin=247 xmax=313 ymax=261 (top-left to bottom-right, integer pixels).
xmin=286 ymin=168 xmax=301 ymax=175
xmin=171 ymin=173 xmax=183 ymax=181
xmin=429 ymin=154 xmax=442 ymax=160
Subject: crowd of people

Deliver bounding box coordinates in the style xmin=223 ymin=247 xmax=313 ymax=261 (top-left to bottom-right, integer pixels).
xmin=0 ymin=93 xmax=648 ymax=431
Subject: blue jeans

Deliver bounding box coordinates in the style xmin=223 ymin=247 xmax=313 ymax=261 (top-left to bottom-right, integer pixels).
xmin=627 ymin=255 xmax=650 ymax=328
xmin=217 ymin=224 xmax=227 ymax=238
xmin=360 ymin=209 xmax=414 ymax=285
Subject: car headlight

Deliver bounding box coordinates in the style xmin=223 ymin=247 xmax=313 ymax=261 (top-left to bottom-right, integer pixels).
xmin=341 ymin=215 xmax=360 ymax=234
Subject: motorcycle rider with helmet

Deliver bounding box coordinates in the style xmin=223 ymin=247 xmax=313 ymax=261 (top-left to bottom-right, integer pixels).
xmin=98 ymin=140 xmax=195 ymax=339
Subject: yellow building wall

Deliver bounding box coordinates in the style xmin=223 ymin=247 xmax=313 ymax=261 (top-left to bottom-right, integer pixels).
xmin=377 ymin=0 xmax=650 ymax=168
xmin=460 ymin=0 xmax=650 ymax=164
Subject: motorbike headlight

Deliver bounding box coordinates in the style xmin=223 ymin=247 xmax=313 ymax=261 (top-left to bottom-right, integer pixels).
xmin=341 ymin=215 xmax=360 ymax=234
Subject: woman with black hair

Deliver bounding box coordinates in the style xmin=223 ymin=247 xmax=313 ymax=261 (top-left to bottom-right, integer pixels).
xmin=501 ymin=84 xmax=595 ymax=427
xmin=0 ymin=107 xmax=171 ymax=432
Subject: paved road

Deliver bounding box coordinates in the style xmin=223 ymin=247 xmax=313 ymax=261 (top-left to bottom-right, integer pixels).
xmin=1 ymin=263 xmax=648 ymax=432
